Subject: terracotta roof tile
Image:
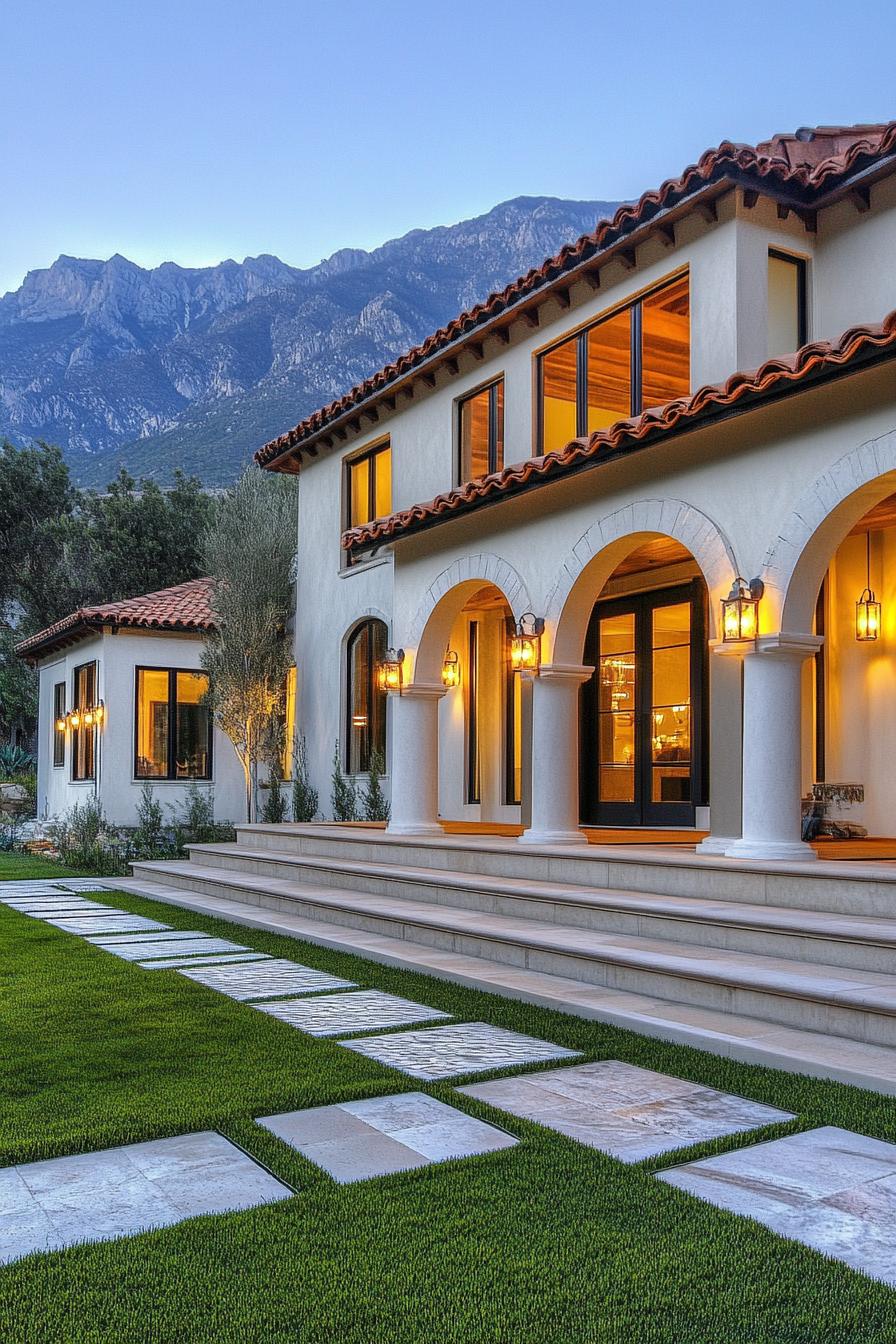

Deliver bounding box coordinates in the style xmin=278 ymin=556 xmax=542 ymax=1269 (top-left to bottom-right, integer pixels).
xmin=15 ymin=577 xmax=216 ymax=662
xmin=257 ymin=122 xmax=896 ymax=469
xmin=343 ymin=309 xmax=896 ymax=552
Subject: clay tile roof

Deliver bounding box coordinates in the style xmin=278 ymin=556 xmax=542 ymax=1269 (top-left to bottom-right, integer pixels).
xmin=256 ymin=121 xmax=896 ymax=471
xmin=343 ymin=309 xmax=896 ymax=553
xmin=15 ymin=576 xmax=216 ymax=662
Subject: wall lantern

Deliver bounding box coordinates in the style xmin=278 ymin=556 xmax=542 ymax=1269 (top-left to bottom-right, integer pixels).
xmin=55 ymin=715 xmax=67 ymax=734
xmin=856 ymin=532 xmax=881 ymax=641
xmin=721 ymin=578 xmax=763 ymax=643
xmin=69 ymin=709 xmax=81 ymax=730
xmin=510 ymin=613 xmax=544 ymax=673
xmin=64 ymin=701 xmax=105 ymax=731
xmin=441 ymin=649 xmax=460 ymax=689
xmin=376 ymin=648 xmax=405 ymax=693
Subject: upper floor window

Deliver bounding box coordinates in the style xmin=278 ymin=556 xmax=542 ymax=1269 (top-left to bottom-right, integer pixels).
xmin=135 ymin=667 xmax=212 ymax=780
xmin=52 ymin=681 xmax=66 ymax=768
xmin=458 ymin=379 xmax=504 ymax=482
xmin=768 ymin=250 xmax=807 ymax=356
xmin=538 ymin=274 xmax=690 ymax=454
xmin=346 ymin=619 xmax=387 ymax=774
xmin=72 ymin=661 xmax=96 ymax=781
xmin=346 ymin=441 xmax=391 ymax=531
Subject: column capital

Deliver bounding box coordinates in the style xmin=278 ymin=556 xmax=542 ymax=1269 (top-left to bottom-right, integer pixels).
xmin=392 ymin=682 xmax=447 ymax=700
xmin=751 ymin=632 xmax=824 ymax=660
xmin=538 ymin=663 xmax=595 ymax=684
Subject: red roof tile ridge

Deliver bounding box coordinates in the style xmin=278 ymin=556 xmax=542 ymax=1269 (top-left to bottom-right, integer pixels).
xmin=342 ymin=309 xmax=896 ymax=550
xmin=257 ymin=123 xmax=896 ymax=469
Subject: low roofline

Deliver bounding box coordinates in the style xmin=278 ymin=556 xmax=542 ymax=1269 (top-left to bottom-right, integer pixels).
xmin=342 ymin=309 xmax=896 ymax=554
xmin=257 ymin=122 xmax=896 ymax=471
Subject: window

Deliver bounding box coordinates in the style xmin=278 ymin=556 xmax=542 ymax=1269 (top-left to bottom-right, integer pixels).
xmin=281 ymin=665 xmax=297 ymax=778
xmin=135 ymin=668 xmax=212 ymax=780
xmin=72 ymin=662 xmax=96 ymax=781
xmin=768 ymin=250 xmax=807 ymax=356
xmin=538 ymin=274 xmax=690 ymax=454
xmin=346 ymin=442 xmax=391 ymax=531
xmin=346 ymin=620 xmax=387 ymax=774
xmin=52 ymin=682 xmax=66 ymax=768
xmin=458 ymin=380 xmax=504 ymax=481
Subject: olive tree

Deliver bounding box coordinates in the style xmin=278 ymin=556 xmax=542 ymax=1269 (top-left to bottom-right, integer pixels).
xmin=201 ymin=468 xmax=297 ymax=822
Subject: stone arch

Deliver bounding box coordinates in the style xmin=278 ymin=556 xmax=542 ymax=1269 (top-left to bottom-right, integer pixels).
xmin=546 ymin=499 xmax=737 ymax=664
xmin=763 ymin=428 xmax=896 ymax=631
xmin=407 ymin=553 xmax=533 ymax=685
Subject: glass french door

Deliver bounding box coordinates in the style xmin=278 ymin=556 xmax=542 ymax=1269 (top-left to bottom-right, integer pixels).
xmin=581 ymin=581 xmax=706 ymax=827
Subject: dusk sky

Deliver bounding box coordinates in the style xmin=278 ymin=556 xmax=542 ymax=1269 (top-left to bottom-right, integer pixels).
xmin=2 ymin=0 xmax=894 ymax=296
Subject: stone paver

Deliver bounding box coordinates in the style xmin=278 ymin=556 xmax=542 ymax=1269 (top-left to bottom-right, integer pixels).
xmin=178 ymin=958 xmax=356 ymax=1000
xmin=87 ymin=930 xmax=211 ymax=944
xmin=140 ymin=953 xmax=272 ymax=970
xmin=341 ymin=1022 xmax=580 ymax=1080
xmin=257 ymin=1091 xmax=516 ymax=1183
xmin=6 ymin=899 xmax=111 ymax=913
xmin=255 ymin=989 xmax=450 ymax=1036
xmin=43 ymin=914 xmax=170 ymax=934
xmin=459 ymin=1060 xmax=792 ymax=1162
xmin=93 ymin=936 xmax=252 ymax=961
xmin=0 ymin=1130 xmax=292 ymax=1265
xmin=658 ymin=1125 xmax=896 ymax=1287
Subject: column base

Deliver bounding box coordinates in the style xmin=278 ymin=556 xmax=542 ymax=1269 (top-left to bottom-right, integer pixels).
xmin=385 ymin=823 xmax=445 ymax=838
xmin=695 ymin=835 xmax=741 ymax=856
xmin=519 ymin=828 xmax=589 ymax=847
xmin=724 ymin=838 xmax=819 ymax=862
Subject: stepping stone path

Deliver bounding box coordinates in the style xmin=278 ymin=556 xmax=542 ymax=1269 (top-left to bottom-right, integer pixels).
xmin=256 ymin=989 xmax=451 ymax=1036
xmin=178 ymin=958 xmax=356 ymax=1000
xmin=657 ymin=1125 xmax=896 ymax=1287
xmin=342 ymin=1022 xmax=581 ymax=1080
xmin=140 ymin=952 xmax=272 ymax=970
xmin=0 ymin=1131 xmax=292 ymax=1265
xmin=93 ymin=936 xmax=253 ymax=961
xmin=257 ymin=1092 xmax=517 ymax=1183
xmin=459 ymin=1060 xmax=792 ymax=1162
xmin=42 ymin=914 xmax=171 ymax=934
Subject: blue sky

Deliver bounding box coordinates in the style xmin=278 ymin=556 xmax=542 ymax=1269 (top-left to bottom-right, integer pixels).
xmin=2 ymin=0 xmax=894 ymax=296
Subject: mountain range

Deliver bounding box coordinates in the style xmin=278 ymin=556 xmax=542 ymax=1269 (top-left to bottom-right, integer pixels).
xmin=0 ymin=195 xmax=621 ymax=487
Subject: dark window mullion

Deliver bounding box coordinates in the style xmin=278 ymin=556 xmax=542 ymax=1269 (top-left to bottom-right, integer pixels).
xmin=630 ymin=301 xmax=643 ymax=416
xmin=488 ymin=383 xmax=497 ymax=474
xmin=167 ymin=670 xmax=177 ymax=781
xmin=576 ymin=332 xmax=588 ymax=437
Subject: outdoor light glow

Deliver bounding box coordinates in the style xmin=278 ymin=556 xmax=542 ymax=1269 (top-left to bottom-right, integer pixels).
xmin=376 ymin=648 xmax=405 ymax=693
xmin=55 ymin=717 xmax=66 ymax=733
xmin=721 ymin=578 xmax=762 ymax=643
xmin=510 ymin=613 xmax=544 ymax=673
xmin=441 ymin=649 xmax=460 ymax=688
xmin=856 ymin=532 xmax=881 ymax=641
xmin=69 ymin=710 xmax=81 ymax=730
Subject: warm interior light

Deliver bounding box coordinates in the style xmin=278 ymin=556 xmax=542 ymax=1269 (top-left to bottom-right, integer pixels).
xmin=856 ymin=532 xmax=881 ymax=641
xmin=376 ymin=648 xmax=405 ymax=693
xmin=441 ymin=649 xmax=460 ymax=688
xmin=510 ymin=613 xmax=544 ymax=673
xmin=721 ymin=578 xmax=762 ymax=643
xmin=351 ymin=713 xmax=368 ymax=728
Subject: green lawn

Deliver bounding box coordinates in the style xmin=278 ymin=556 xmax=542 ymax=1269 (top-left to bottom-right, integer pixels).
xmin=1 ymin=857 xmax=894 ymax=1343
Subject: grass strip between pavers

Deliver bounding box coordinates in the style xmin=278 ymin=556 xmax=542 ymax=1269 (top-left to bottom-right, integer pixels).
xmin=1 ymin=853 xmax=894 ymax=1344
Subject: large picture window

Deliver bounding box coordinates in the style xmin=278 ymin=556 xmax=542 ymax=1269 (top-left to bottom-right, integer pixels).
xmin=346 ymin=619 xmax=387 ymax=774
xmin=538 ymin=274 xmax=690 ymax=454
xmin=72 ymin=662 xmax=97 ymax=781
xmin=458 ymin=379 xmax=504 ymax=482
xmin=53 ymin=681 xmax=66 ymax=768
xmin=135 ymin=668 xmax=212 ymax=780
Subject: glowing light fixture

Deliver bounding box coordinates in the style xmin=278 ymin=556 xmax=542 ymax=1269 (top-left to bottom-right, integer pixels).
xmin=441 ymin=649 xmax=460 ymax=688
xmin=69 ymin=710 xmax=81 ymax=730
xmin=55 ymin=716 xmax=66 ymax=734
xmin=721 ymin=578 xmax=763 ymax=643
xmin=510 ymin=613 xmax=544 ymax=673
xmin=376 ymin=648 xmax=405 ymax=693
xmin=856 ymin=531 xmax=881 ymax=642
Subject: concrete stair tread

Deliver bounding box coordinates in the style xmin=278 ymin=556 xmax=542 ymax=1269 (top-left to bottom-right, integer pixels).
xmin=115 ymin=877 xmax=896 ymax=1096
xmin=190 ymin=842 xmax=896 ymax=944
xmin=131 ymin=859 xmax=896 ymax=1013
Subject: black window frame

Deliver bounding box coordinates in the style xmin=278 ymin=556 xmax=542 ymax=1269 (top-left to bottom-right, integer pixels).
xmin=133 ymin=665 xmax=213 ymax=782
xmin=71 ymin=660 xmax=97 ymax=782
xmin=456 ymin=377 xmax=504 ymax=484
xmin=52 ymin=681 xmax=66 ymax=768
xmin=465 ymin=620 xmax=480 ymax=804
xmin=345 ymin=619 xmax=388 ymax=775
xmin=536 ymin=273 xmax=689 ymax=453
xmin=768 ymin=248 xmax=808 ymax=349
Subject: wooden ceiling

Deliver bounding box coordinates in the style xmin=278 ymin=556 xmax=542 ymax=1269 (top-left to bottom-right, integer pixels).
xmin=850 ymin=492 xmax=896 ymax=535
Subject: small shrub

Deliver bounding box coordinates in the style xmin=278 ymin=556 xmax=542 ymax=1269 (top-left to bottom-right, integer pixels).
xmin=291 ymin=735 xmax=319 ymax=823
xmin=360 ymin=749 xmax=390 ymax=823
xmin=262 ymin=770 xmax=287 ymax=824
xmin=134 ymin=782 xmax=165 ymax=854
xmin=331 ymin=742 xmax=358 ymax=822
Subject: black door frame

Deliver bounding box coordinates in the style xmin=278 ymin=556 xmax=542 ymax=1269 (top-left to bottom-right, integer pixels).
xmin=580 ymin=579 xmax=708 ymax=827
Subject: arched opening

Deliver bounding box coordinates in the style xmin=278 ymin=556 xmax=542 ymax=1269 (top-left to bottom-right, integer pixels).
xmin=345 ymin=618 xmax=387 ymax=775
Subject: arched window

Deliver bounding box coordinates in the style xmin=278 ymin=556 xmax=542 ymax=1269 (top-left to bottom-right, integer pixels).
xmin=346 ymin=619 xmax=387 ymax=774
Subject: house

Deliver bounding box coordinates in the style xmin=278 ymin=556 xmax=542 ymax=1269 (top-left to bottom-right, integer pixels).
xmin=16 ymin=578 xmax=247 ymax=826
xmin=123 ymin=123 xmax=896 ymax=1086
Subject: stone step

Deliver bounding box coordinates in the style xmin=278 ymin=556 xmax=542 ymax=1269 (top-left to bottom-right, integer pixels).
xmin=129 ymin=859 xmax=896 ymax=1046
xmin=233 ymin=824 xmax=896 ymax=917
xmin=188 ymin=842 xmax=896 ymax=973
xmin=115 ymin=875 xmax=896 ymax=1098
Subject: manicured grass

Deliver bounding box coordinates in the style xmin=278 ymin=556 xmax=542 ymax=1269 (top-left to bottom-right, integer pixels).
xmin=1 ymin=875 xmax=894 ymax=1342
xmin=0 ymin=852 xmax=80 ymax=880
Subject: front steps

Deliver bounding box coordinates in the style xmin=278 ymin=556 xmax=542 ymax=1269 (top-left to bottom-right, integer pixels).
xmin=123 ymin=824 xmax=896 ymax=1094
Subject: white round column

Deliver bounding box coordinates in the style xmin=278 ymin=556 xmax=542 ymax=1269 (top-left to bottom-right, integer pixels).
xmin=725 ymin=633 xmax=822 ymax=862
xmin=385 ymin=683 xmax=446 ymax=837
xmin=520 ymin=664 xmax=594 ymax=847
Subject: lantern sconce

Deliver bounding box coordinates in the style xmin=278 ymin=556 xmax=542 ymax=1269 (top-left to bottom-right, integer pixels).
xmin=55 ymin=715 xmax=67 ymax=734
xmin=856 ymin=531 xmax=881 ymax=642
xmin=721 ymin=577 xmax=763 ymax=643
xmin=510 ymin=612 xmax=544 ymax=673
xmin=69 ymin=709 xmax=81 ymax=731
xmin=376 ymin=648 xmax=405 ymax=693
xmin=441 ymin=648 xmax=460 ymax=689
xmin=64 ymin=700 xmax=105 ymax=731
